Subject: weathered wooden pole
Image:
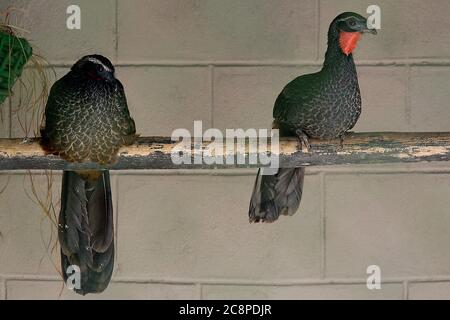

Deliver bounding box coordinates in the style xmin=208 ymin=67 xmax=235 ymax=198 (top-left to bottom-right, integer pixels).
xmin=0 ymin=132 xmax=450 ymax=170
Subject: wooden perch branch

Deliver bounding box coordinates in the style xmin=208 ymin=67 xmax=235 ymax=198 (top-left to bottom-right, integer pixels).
xmin=0 ymin=132 xmax=450 ymax=170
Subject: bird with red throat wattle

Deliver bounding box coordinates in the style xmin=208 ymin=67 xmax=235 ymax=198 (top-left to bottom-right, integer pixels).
xmin=249 ymin=12 xmax=377 ymax=223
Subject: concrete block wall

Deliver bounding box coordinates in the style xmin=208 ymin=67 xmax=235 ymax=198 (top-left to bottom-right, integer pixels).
xmin=0 ymin=0 xmax=450 ymax=299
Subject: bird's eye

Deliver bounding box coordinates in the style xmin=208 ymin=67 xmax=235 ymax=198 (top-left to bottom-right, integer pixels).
xmin=348 ymin=19 xmax=356 ymax=27
xmin=96 ymin=64 xmax=104 ymax=72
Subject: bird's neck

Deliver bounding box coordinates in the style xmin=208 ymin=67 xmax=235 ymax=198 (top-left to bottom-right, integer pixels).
xmin=322 ymin=26 xmax=357 ymax=75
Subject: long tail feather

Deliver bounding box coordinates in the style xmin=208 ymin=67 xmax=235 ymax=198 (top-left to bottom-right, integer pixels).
xmin=59 ymin=170 xmax=114 ymax=295
xmin=249 ymin=167 xmax=305 ymax=223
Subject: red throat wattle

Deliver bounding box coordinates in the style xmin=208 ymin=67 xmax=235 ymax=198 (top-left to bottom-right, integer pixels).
xmin=339 ymin=31 xmax=361 ymax=56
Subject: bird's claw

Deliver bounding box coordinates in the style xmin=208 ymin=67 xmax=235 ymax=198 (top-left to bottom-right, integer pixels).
xmin=295 ymin=130 xmax=311 ymax=153
xmin=339 ymin=135 xmax=344 ymax=149
xmin=21 ymin=137 xmax=32 ymax=144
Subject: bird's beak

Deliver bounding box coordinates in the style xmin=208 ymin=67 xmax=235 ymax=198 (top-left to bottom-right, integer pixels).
xmin=362 ymin=23 xmax=377 ymax=35
xmin=105 ymin=73 xmax=115 ymax=82
xmin=364 ymin=28 xmax=378 ymax=35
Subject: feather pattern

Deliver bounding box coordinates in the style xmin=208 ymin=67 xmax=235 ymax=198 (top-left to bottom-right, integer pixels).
xmin=249 ymin=13 xmax=366 ymax=223
xmin=59 ymin=171 xmax=114 ymax=295
xmin=249 ymin=167 xmax=305 ymax=223
xmin=41 ymin=55 xmax=136 ymax=294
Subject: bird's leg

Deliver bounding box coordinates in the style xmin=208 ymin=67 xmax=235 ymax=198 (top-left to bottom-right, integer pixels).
xmin=295 ymin=129 xmax=311 ymax=153
xmin=338 ymin=132 xmax=351 ymax=149
xmin=339 ymin=134 xmax=345 ymax=149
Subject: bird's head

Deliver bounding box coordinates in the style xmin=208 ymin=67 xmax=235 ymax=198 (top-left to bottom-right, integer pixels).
xmin=71 ymin=54 xmax=116 ymax=82
xmin=329 ymin=12 xmax=377 ymax=56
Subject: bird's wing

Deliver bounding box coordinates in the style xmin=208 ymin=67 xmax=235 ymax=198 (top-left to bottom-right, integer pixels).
xmin=40 ymin=78 xmax=69 ymax=147
xmin=273 ymin=72 xmax=321 ymax=131
xmin=115 ymin=80 xmax=137 ymax=142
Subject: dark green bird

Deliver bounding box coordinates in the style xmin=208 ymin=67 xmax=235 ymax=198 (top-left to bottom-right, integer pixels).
xmin=41 ymin=55 xmax=137 ymax=294
xmin=249 ymin=12 xmax=376 ymax=223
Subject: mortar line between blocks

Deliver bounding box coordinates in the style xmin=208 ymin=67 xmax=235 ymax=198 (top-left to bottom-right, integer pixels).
xmin=209 ymin=65 xmax=214 ymax=128
xmin=197 ymin=283 xmax=203 ymax=300
xmin=403 ymin=281 xmax=409 ymax=300
xmin=405 ymin=65 xmax=412 ymax=125
xmin=316 ymin=0 xmax=321 ymax=61
xmin=320 ymin=171 xmax=326 ymax=279
xmin=3 ymin=167 xmax=450 ymax=176
xmin=114 ymin=0 xmax=119 ymax=62
xmin=2 ymin=274 xmax=450 ymax=285
xmin=1 ymin=277 xmax=5 ymax=300
xmin=8 ymin=97 xmax=12 ymax=139
xmin=114 ymin=174 xmax=120 ymax=263
xmin=112 ymin=277 xmax=407 ymax=286
xmin=42 ymin=59 xmax=450 ymax=68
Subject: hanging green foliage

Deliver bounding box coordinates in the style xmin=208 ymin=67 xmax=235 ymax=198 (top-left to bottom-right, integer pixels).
xmin=0 ymin=29 xmax=33 ymax=105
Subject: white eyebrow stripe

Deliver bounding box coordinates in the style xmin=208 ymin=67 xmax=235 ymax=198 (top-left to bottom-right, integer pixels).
xmin=85 ymin=57 xmax=112 ymax=72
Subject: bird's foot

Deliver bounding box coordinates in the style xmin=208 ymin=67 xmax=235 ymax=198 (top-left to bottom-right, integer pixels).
xmin=339 ymin=135 xmax=344 ymax=150
xmin=295 ymin=130 xmax=311 ymax=153
xmin=338 ymin=132 xmax=352 ymax=150
xmin=20 ymin=137 xmax=32 ymax=144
